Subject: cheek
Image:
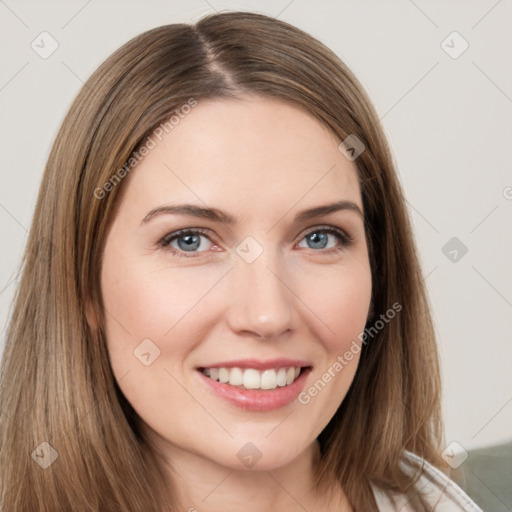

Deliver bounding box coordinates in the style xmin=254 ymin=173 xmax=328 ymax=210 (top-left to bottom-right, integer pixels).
xmin=100 ymin=254 xmax=227 ymax=364
xmin=99 ymin=256 xmax=224 ymax=432
xmin=297 ymin=258 xmax=372 ymax=350
xmin=292 ymin=259 xmax=371 ymax=417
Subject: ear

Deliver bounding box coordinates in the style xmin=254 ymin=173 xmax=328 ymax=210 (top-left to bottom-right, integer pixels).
xmin=85 ymin=299 xmax=99 ymax=330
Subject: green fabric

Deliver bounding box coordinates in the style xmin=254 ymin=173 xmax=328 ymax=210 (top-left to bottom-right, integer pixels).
xmin=452 ymin=441 xmax=512 ymax=512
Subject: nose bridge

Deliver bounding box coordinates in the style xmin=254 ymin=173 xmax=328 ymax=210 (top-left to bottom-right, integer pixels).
xmin=228 ymin=242 xmax=294 ymax=338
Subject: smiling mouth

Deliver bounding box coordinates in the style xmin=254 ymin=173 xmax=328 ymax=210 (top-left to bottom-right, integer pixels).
xmin=199 ymin=366 xmax=310 ymax=390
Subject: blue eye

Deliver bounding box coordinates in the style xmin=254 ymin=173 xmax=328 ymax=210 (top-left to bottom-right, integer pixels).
xmin=160 ymin=229 xmax=213 ymax=254
xmin=159 ymin=226 xmax=352 ymax=257
xmin=297 ymin=227 xmax=352 ymax=253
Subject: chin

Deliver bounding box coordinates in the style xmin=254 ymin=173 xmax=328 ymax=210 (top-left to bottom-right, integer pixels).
xmin=219 ymin=437 xmax=313 ymax=472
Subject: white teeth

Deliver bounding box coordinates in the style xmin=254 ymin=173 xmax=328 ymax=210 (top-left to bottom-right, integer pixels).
xmin=218 ymin=367 xmax=229 ymax=383
xmin=229 ymin=367 xmax=243 ymax=386
xmin=260 ymin=369 xmax=277 ymax=390
xmin=243 ymin=369 xmax=260 ymax=389
xmin=276 ymin=368 xmax=287 ymax=387
xmin=201 ymin=366 xmax=303 ymax=390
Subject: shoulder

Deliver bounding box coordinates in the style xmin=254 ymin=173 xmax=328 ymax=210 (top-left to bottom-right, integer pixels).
xmin=370 ymin=451 xmax=484 ymax=512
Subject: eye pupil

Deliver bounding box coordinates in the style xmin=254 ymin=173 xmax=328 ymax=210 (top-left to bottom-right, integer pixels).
xmin=178 ymin=234 xmax=201 ymax=251
xmin=308 ymin=232 xmax=328 ymax=249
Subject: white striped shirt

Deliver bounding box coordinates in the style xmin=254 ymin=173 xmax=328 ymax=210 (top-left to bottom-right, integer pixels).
xmin=371 ymin=452 xmax=484 ymax=511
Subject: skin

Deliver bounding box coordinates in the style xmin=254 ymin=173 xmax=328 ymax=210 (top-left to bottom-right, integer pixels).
xmin=98 ymin=96 xmax=372 ymax=511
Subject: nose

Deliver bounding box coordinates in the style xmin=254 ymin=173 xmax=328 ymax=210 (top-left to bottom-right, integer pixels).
xmin=226 ymin=250 xmax=296 ymax=340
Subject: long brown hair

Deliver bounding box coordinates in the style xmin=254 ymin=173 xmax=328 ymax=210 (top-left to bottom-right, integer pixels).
xmin=0 ymin=11 xmax=444 ymax=511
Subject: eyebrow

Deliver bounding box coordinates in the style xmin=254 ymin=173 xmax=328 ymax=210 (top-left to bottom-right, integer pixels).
xmin=141 ymin=200 xmax=363 ymax=225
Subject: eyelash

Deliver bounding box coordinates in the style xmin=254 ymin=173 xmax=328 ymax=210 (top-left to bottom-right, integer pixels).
xmin=158 ymin=225 xmax=353 ymax=258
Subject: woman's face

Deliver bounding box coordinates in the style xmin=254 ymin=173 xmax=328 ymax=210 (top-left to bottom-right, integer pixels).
xmin=100 ymin=96 xmax=372 ymax=472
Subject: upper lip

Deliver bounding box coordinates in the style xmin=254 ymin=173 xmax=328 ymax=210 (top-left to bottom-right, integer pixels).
xmin=197 ymin=358 xmax=313 ymax=371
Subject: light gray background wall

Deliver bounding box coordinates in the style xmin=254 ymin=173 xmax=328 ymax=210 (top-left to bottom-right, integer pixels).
xmin=1 ymin=0 xmax=511 ymax=459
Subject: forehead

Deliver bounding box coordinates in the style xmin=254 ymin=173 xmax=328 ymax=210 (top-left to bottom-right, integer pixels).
xmin=121 ymin=97 xmax=362 ymax=220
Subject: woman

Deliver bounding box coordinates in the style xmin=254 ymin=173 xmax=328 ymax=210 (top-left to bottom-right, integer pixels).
xmin=0 ymin=11 xmax=483 ymax=512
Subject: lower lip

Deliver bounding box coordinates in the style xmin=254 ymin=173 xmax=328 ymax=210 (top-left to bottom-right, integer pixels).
xmin=197 ymin=368 xmax=311 ymax=412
